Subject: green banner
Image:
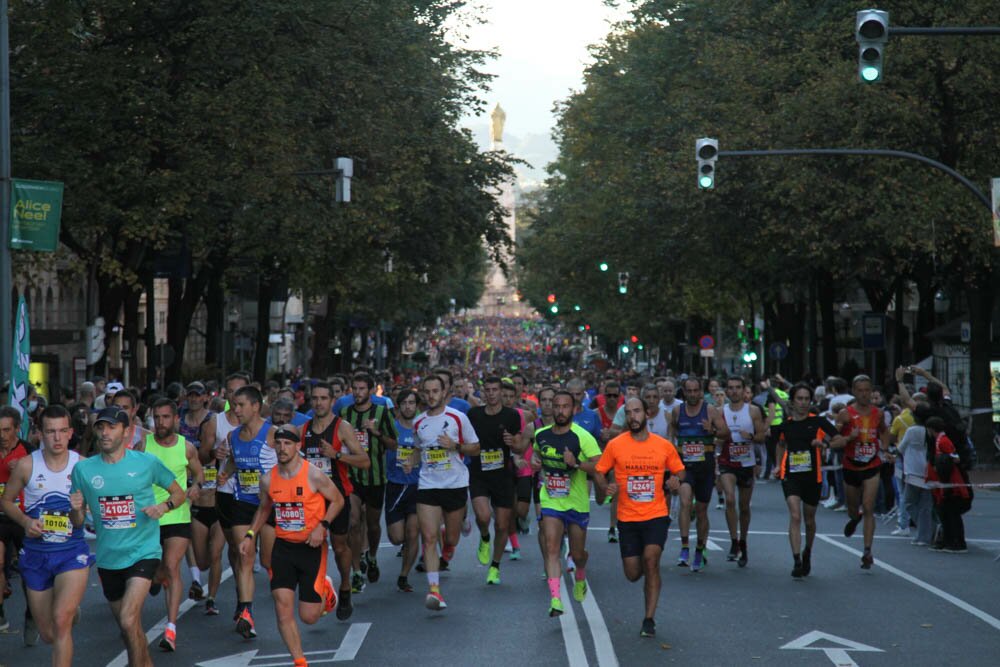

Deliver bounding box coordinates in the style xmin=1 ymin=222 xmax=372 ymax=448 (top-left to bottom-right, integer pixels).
xmin=9 ymin=178 xmax=64 ymax=252
xmin=8 ymin=296 xmax=31 ymax=440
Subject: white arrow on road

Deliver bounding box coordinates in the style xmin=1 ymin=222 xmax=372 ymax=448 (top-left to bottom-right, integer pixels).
xmin=780 ymin=630 xmax=882 ymax=667
xmin=196 ymin=622 xmax=371 ymax=667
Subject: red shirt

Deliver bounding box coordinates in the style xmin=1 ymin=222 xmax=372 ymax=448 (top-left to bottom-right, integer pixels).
xmin=1 ymin=440 xmax=30 ymax=511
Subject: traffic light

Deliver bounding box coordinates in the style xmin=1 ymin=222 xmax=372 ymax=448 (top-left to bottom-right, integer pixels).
xmin=742 ymin=350 xmax=758 ymax=363
xmin=618 ymin=272 xmax=629 ymax=294
xmin=856 ymin=9 xmax=888 ymax=83
xmin=574 ymin=304 xmax=581 ymax=311
xmin=550 ymin=304 xmax=559 ymax=314
xmin=599 ymin=262 xmax=609 ymax=272
xmin=630 ymin=335 xmax=638 ymax=344
xmin=696 ymin=138 xmax=718 ymax=189
xmin=547 ymin=293 xmax=556 ymax=304
xmin=621 ymin=344 xmax=630 ymax=355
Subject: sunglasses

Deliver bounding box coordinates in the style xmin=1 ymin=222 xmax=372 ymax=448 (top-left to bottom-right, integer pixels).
xmin=606 ymin=393 xmax=619 ymax=398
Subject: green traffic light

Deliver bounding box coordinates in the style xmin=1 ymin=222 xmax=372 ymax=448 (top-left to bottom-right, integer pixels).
xmin=637 ymin=343 xmax=644 ymax=350
xmin=621 ymin=344 xmax=630 ymax=354
xmin=861 ymin=66 xmax=880 ymax=82
xmin=699 ymin=175 xmax=714 ymax=188
xmin=573 ymin=304 xmax=581 ymax=311
xmin=599 ymin=262 xmax=609 ymax=272
xmin=618 ymin=285 xmax=627 ymax=295
xmin=550 ymin=304 xmax=559 ymax=314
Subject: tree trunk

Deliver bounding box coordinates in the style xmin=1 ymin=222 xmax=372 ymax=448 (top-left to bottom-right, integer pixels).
xmin=817 ymin=271 xmax=838 ymax=376
xmin=253 ymin=277 xmax=273 ymax=383
xmin=165 ymin=263 xmax=213 ymax=383
xmin=204 ymin=273 xmax=223 ymax=367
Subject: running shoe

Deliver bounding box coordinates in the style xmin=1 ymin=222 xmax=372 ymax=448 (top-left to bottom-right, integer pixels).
xmin=791 ymin=561 xmax=804 ymax=578
xmin=801 ymin=547 xmax=812 ymax=576
xmin=738 ymin=540 xmax=748 ymax=568
xmin=486 ymin=566 xmax=501 ymax=585
xmin=366 ymin=555 xmax=380 ymax=584
xmin=415 ymin=556 xmax=426 ymax=572
xmin=425 ymin=590 xmax=447 ymax=611
xmin=235 ymin=608 xmax=256 ymax=639
xmin=944 ymin=544 xmax=969 ymax=554
xmin=640 ymin=618 xmax=656 ymax=638
xmin=727 ymin=541 xmax=739 ymax=562
xmin=159 ymin=627 xmax=176 ymax=652
xmin=573 ymin=580 xmax=588 ymax=602
xmin=715 ymin=500 xmax=724 ymax=510
xmin=890 ymin=527 xmax=910 ymax=537
xmin=204 ymin=598 xmax=220 ymax=616
xmin=440 ymin=557 xmax=451 ymax=572
xmin=322 ymin=576 xmax=337 ymax=615
xmin=607 ymin=526 xmax=619 ymax=543
xmin=844 ymin=514 xmax=862 ymax=538
xmin=397 ymin=576 xmax=414 ymax=593
xmin=511 ymin=547 xmax=522 ymax=561
xmin=691 ymin=548 xmax=704 ymax=573
xmin=677 ymin=546 xmax=690 ymax=567
xmin=24 ymin=615 xmax=39 ymax=646
xmin=549 ymin=597 xmax=564 ymax=617
xmin=188 ymin=580 xmax=204 ymax=601
xmin=566 ymin=555 xmax=576 ymax=573
xmin=477 ymin=537 xmax=491 ymax=566
xmin=861 ymin=551 xmax=874 ymax=569
xmin=351 ymin=571 xmax=366 ymax=594
xmin=517 ymin=516 xmax=530 ymax=534
xmin=359 ymin=551 xmax=368 ymax=575
xmin=336 ymin=590 xmax=353 ymax=620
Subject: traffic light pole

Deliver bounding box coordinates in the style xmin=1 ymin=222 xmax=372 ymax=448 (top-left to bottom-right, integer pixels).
xmin=0 ymin=0 xmax=11 ymax=386
xmin=889 ymin=27 xmax=1000 ymax=36
xmin=717 ymin=148 xmax=992 ymax=213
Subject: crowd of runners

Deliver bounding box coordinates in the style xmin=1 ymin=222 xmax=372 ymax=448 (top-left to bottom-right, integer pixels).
xmin=0 ymin=323 xmax=978 ymax=666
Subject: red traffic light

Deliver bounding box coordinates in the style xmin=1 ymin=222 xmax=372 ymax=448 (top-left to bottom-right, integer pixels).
xmin=584 ymin=324 xmax=590 ymax=331
xmin=630 ymin=335 xmax=638 ymax=343
xmin=547 ymin=293 xmax=557 ymax=303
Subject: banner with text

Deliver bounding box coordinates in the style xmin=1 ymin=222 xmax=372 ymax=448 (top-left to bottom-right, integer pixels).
xmin=9 ymin=178 xmax=64 ymax=251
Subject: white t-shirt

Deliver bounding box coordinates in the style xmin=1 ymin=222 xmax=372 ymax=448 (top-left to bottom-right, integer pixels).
xmin=647 ymin=408 xmax=669 ymax=439
xmin=414 ymin=407 xmax=479 ymax=490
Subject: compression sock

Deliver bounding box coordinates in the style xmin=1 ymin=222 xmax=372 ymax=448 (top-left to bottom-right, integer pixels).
xmin=509 ymin=533 xmax=520 ymax=549
xmin=547 ymin=577 xmax=561 ymax=599
xmin=574 ymin=567 xmax=586 ymax=581
xmin=427 ymin=571 xmax=440 ymax=588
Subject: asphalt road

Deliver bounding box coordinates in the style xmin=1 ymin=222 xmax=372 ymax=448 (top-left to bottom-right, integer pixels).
xmin=2 ymin=481 xmax=999 ymax=667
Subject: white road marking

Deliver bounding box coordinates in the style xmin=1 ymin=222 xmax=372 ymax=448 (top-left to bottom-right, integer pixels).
xmin=780 ymin=629 xmax=882 ymax=667
xmin=332 ymin=622 xmax=371 ymax=661
xmin=580 ymin=580 xmax=619 ymax=667
xmin=817 ymin=535 xmax=1000 ymax=632
xmin=559 ymin=578 xmax=589 ymax=666
xmin=107 ymin=568 xmax=234 ymax=667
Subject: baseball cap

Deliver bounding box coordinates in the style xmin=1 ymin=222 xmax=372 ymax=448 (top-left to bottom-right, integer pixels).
xmin=105 ymin=381 xmax=125 ymax=395
xmin=94 ymin=406 xmax=130 ymax=427
xmin=186 ymin=381 xmax=207 ymax=395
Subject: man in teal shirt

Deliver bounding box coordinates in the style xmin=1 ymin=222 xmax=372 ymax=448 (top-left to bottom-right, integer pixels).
xmin=70 ymin=406 xmax=185 ymax=667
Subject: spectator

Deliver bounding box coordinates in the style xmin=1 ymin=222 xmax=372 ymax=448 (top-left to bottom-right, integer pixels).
xmin=897 ymin=405 xmax=934 ymax=546
xmin=925 ymin=416 xmax=972 ymax=553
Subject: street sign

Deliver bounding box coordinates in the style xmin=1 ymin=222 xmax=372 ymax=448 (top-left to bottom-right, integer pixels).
xmin=699 ymin=334 xmax=715 ymax=350
xmin=780 ymin=630 xmax=882 ymax=666
xmin=861 ymin=313 xmax=886 ymax=350
xmin=699 ymin=348 xmax=715 ymax=358
xmin=196 ymin=623 xmax=371 ymax=666
xmin=769 ymin=341 xmax=788 ymax=360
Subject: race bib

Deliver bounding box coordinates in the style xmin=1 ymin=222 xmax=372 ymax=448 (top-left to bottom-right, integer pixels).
xmin=41 ymin=510 xmax=72 ymax=543
xmin=0 ymin=482 xmax=5 ymax=497
xmin=356 ymin=429 xmax=370 ymax=453
xmin=275 ymin=502 xmax=306 ymax=532
xmin=729 ymin=444 xmax=754 ymax=467
xmin=481 ymin=449 xmax=504 ymax=472
xmin=682 ymin=442 xmax=706 ymax=463
xmin=853 ymin=443 xmax=877 ymax=464
xmin=626 ymin=475 xmax=655 ymax=503
xmin=422 ymin=447 xmax=451 ymax=471
xmin=202 ymin=467 xmax=218 ymax=490
xmin=238 ymin=469 xmax=261 ymax=495
xmin=545 ymin=473 xmax=569 ymax=498
xmin=396 ymin=447 xmax=413 ymax=468
xmin=99 ymin=495 xmax=137 ymax=530
xmin=789 ymin=450 xmax=812 ymax=474
xmin=308 ymin=455 xmax=333 ymax=475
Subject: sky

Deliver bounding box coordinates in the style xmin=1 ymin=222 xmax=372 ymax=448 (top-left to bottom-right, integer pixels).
xmin=449 ymin=1 xmax=630 ymax=188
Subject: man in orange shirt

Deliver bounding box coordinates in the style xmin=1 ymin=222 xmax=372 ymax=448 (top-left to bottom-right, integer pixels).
xmin=594 ymin=398 xmax=685 ymax=639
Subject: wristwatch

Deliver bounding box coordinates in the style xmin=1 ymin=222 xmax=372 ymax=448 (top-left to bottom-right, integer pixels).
xmin=334 ymin=451 xmax=342 ymax=461
xmin=320 ymin=519 xmax=331 ymax=529
xmin=165 ymin=499 xmax=175 ymax=511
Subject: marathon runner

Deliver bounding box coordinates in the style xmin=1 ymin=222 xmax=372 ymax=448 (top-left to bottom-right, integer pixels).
xmin=834 ymin=374 xmax=890 ymax=569
xmin=110 ymin=390 xmax=148 ymax=449
xmin=405 ymin=374 xmax=480 ymax=611
xmin=500 ymin=379 xmax=534 ymax=560
xmin=69 ymin=405 xmax=186 ymax=667
xmin=0 ymin=405 xmax=30 ymax=637
xmin=593 ymin=397 xmax=685 ymax=638
xmin=141 ymin=398 xmax=205 ymax=651
xmin=197 ymin=372 xmax=248 ymax=617
xmin=297 ymin=381 xmax=367 ymax=619
xmin=669 ymin=376 xmax=725 ymax=572
xmin=341 ymin=372 xmax=397 ymax=593
xmin=239 ymin=427 xmax=345 ymax=667
xmin=595 ymin=380 xmax=622 ymax=543
xmin=717 ymin=375 xmax=766 ymax=567
xmin=385 ymin=388 xmax=421 ymax=592
xmin=467 ymin=376 xmax=525 ymax=585
xmin=772 ymin=383 xmax=844 ymax=577
xmin=178 ymin=381 xmax=219 ymax=606
xmin=218 ymin=385 xmax=278 ymax=638
xmin=0 ymin=405 xmax=92 ymax=666
xmin=534 ymin=390 xmax=600 ymax=616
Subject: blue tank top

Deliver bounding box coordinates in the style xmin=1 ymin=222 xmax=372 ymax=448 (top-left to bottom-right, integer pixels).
xmin=386 ymin=421 xmax=420 ymax=486
xmin=231 ymin=423 xmax=275 ymax=504
xmin=675 ymin=402 xmax=714 ymax=464
xmin=676 ymin=402 xmax=711 ymax=438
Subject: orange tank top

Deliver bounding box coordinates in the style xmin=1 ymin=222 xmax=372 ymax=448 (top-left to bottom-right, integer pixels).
xmin=268 ymin=461 xmax=326 ymax=542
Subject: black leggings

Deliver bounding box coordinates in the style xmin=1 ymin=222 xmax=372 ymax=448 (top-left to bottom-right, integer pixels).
xmin=938 ymin=497 xmax=967 ymax=549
